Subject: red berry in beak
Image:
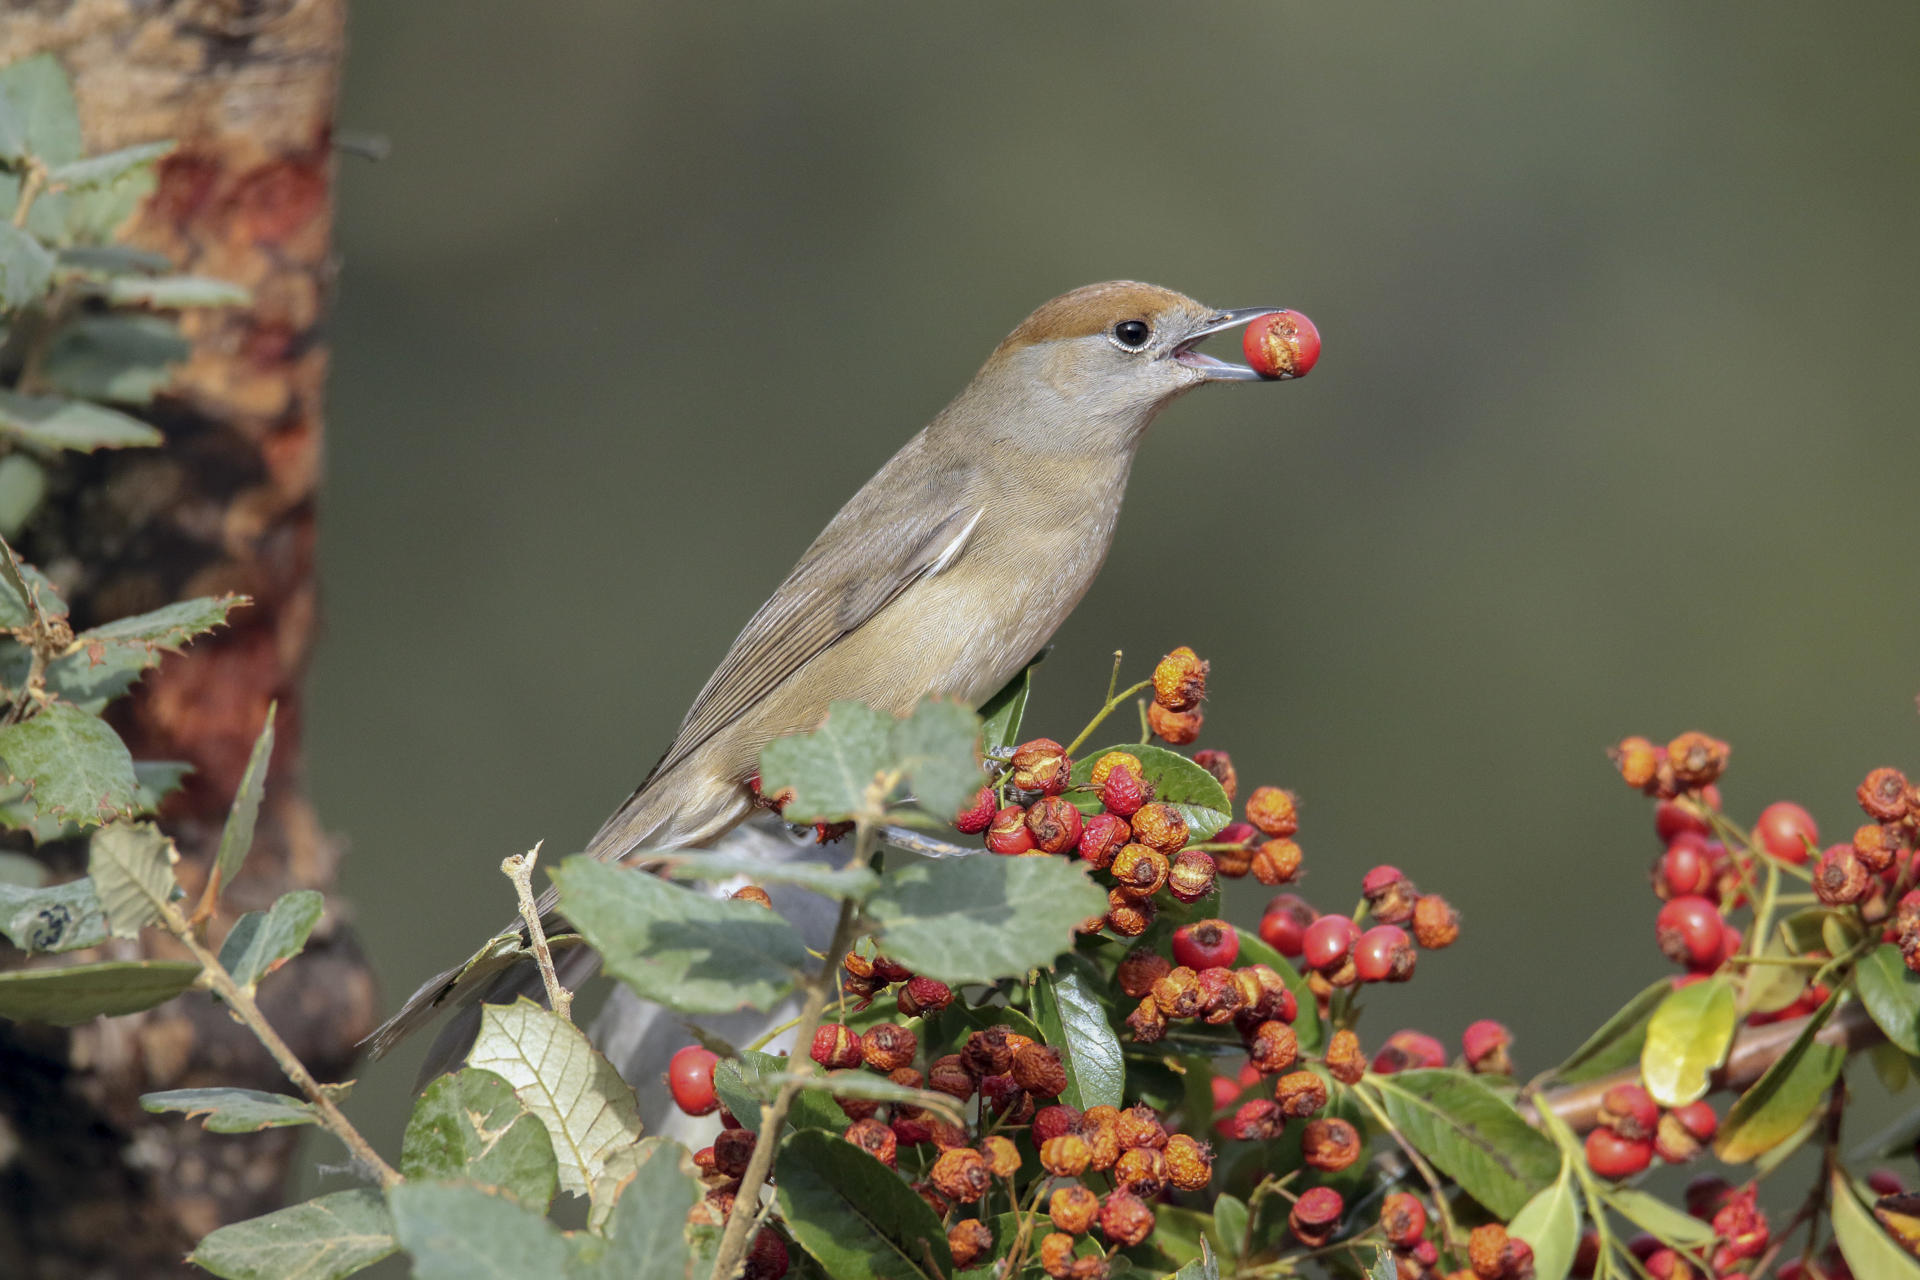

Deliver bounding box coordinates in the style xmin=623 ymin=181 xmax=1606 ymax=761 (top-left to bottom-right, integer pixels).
xmin=1242 ymin=310 xmax=1321 ymax=380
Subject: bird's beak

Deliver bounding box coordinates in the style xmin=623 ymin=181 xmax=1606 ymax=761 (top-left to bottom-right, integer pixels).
xmin=1172 ymin=307 xmax=1287 ymax=382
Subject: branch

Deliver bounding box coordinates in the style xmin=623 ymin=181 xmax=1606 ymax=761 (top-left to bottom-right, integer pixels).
xmin=501 ymin=842 xmax=570 ymax=1024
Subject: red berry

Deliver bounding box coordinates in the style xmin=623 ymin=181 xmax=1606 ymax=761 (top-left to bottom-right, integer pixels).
xmin=1655 ymin=797 xmax=1711 ymax=843
xmin=1598 ymin=1083 xmax=1660 ymax=1140
xmin=1584 ymin=1126 xmax=1654 ymax=1179
xmin=1242 ymin=310 xmax=1320 ymax=380
xmin=1655 ymin=895 xmax=1726 ymax=969
xmin=1301 ymin=914 xmax=1359 ymax=972
xmin=1171 ymin=919 xmax=1240 ymax=970
xmin=1100 ymin=765 xmax=1149 ymax=817
xmin=1672 ymin=1100 xmax=1718 ymax=1142
xmin=1755 ymin=801 xmax=1819 ymax=865
xmin=1461 ymin=1019 xmax=1513 ymax=1074
xmin=667 ymin=1045 xmax=720 ymax=1116
xmin=1352 ymin=925 xmax=1416 ymax=983
xmin=1868 ymin=1168 xmax=1906 ymax=1196
xmin=1371 ymin=1030 xmax=1446 ymax=1074
xmin=953 ymin=786 xmax=996 ymax=834
xmin=1654 ymin=835 xmax=1716 ymax=900
xmin=1257 ymin=894 xmax=1317 ymax=957
xmin=986 ymin=805 xmax=1036 ymax=855
xmin=1209 ymin=1072 xmax=1242 ymax=1110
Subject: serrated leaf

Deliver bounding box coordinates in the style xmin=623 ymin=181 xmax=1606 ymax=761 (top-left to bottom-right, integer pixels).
xmin=865 ymin=854 xmax=1107 ymax=985
xmin=0 ymin=957 xmax=198 ymax=1023
xmin=219 ymin=889 xmax=324 ymax=990
xmin=189 ymin=1187 xmax=398 ymax=1280
xmin=1605 ymin=1187 xmax=1716 ymax=1248
xmin=1641 ymin=975 xmax=1736 ymax=1107
xmin=1858 ymin=944 xmax=1920 ymax=1055
xmin=889 ymin=698 xmax=983 ymax=820
xmin=1032 ymin=954 xmax=1125 ymax=1110
xmin=760 ymin=700 xmax=894 ymax=822
xmin=775 ymin=1128 xmax=953 ymax=1280
xmin=87 ymin=820 xmax=177 ymax=935
xmin=41 ymin=313 xmax=190 ymax=404
xmin=204 ymin=701 xmax=275 ymax=896
xmin=388 ymin=1182 xmax=569 ymax=1280
xmin=1715 ymin=991 xmax=1846 ymax=1163
xmin=977 ymin=658 xmax=1037 ymax=755
xmin=0 ymin=57 xmax=83 ymax=164
xmin=658 ymin=847 xmax=878 ymax=898
xmin=1832 ymin=1168 xmax=1920 ymax=1279
xmin=101 ymin=272 xmax=250 ymax=308
xmin=0 ymin=873 xmax=106 ymax=951
xmin=0 ymin=222 xmax=55 ymax=309
xmin=1367 ymin=1070 xmax=1560 ymax=1219
xmin=0 ymin=538 xmax=65 ymax=625
xmin=141 ymin=1087 xmax=319 ymax=1132
xmin=1506 ymin=1158 xmax=1581 ymax=1280
xmin=466 ymin=998 xmax=644 ymax=1203
xmin=401 ymin=1068 xmax=558 ymax=1209
xmin=45 ymin=140 xmax=172 ymax=190
xmin=89 ymin=593 xmax=246 ymax=649
xmin=1068 ymin=743 xmax=1231 ymax=839
xmin=569 ymin=1138 xmax=701 ymax=1280
xmin=1225 ymin=928 xmax=1324 ymax=1053
xmin=0 ymin=702 xmax=141 ymax=824
xmin=0 ymin=389 xmax=162 ymax=451
xmin=1545 ymin=977 xmax=1671 ymax=1085
xmin=553 ymin=856 xmax=808 ymax=1013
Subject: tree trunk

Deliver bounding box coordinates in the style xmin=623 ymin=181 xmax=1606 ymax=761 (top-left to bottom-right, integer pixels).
xmin=0 ymin=4 xmax=366 ymax=1276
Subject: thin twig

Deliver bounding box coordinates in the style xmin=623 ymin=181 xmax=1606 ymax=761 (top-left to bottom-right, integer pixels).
xmin=501 ymin=842 xmax=570 ymax=1024
xmin=1064 ymin=677 xmax=1153 ymax=756
xmin=11 ymin=160 xmax=45 ymax=228
xmin=1353 ymin=1082 xmax=1461 ymax=1255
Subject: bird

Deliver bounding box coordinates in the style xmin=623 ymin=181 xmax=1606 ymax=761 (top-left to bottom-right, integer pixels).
xmin=365 ymin=280 xmax=1314 ymax=1073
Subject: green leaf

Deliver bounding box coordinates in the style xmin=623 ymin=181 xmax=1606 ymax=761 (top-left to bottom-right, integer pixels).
xmin=388 ymin=1182 xmax=570 ymax=1280
xmin=210 ymin=702 xmax=274 ymax=895
xmin=977 ymin=658 xmax=1037 ymax=755
xmin=0 ymin=957 xmax=198 ymax=1023
xmin=1032 ymin=955 xmax=1125 ymax=1109
xmin=0 ymin=91 xmax=24 ymax=165
xmin=1210 ymin=1193 xmax=1248 ymax=1260
xmin=0 ymin=702 xmax=142 ymax=825
xmin=101 ymin=272 xmax=250 ymax=308
xmin=0 ymin=223 xmax=55 ymax=309
xmin=1367 ymin=1070 xmax=1560 ymax=1219
xmin=87 ymin=821 xmax=177 ymax=935
xmin=219 ymin=889 xmax=324 ymax=990
xmin=1715 ymin=991 xmax=1846 ymax=1163
xmin=569 ymin=1138 xmax=701 ymax=1280
xmin=0 ymin=389 xmax=162 ymax=451
xmin=1546 ymin=978 xmax=1672 ymax=1084
xmin=889 ymin=698 xmax=984 ymax=819
xmin=658 ymin=846 xmax=879 ymax=898
xmin=1067 ymin=743 xmax=1231 ymax=839
xmin=0 ymin=56 xmax=84 ymax=164
xmin=1224 ymin=928 xmax=1323 ymax=1053
xmin=88 ymin=593 xmax=247 ymax=649
xmin=0 ymin=851 xmax=43 ymax=885
xmin=0 ymin=452 xmax=47 ymax=538
xmin=866 ymin=855 xmax=1107 ymax=985
xmin=401 ymin=1068 xmax=559 ymax=1209
xmin=765 ymin=1068 xmax=966 ymax=1127
xmin=1640 ymin=975 xmax=1736 ymax=1107
xmin=0 ymin=873 xmax=107 ymax=951
xmin=553 ymin=856 xmax=808 ymax=1013
xmin=141 ymin=1087 xmax=319 ymax=1132
xmin=1754 ymin=1105 xmax=1823 ymax=1179
xmin=1831 ymin=1168 xmax=1920 ymax=1280
xmin=41 ymin=313 xmax=190 ymax=404
xmin=1874 ymin=1040 xmax=1913 ymax=1092
xmin=465 ymin=998 xmax=645 ymax=1203
xmin=1505 ymin=1158 xmax=1581 ymax=1280
xmin=0 ymin=539 xmax=66 ymax=625
xmin=760 ymin=700 xmax=893 ymax=822
xmin=775 ymin=1128 xmax=953 ymax=1280
xmin=56 ymin=244 xmax=173 ymax=274
xmin=45 ymin=140 xmax=173 ymax=190
xmin=714 ymin=1047 xmax=848 ymax=1134
xmin=1605 ymin=1187 xmax=1716 ymax=1249
xmin=1858 ymin=944 xmax=1920 ymax=1055
xmin=1168 ymin=1241 xmax=1220 ymax=1280
xmin=189 ymin=1187 xmax=398 ymax=1280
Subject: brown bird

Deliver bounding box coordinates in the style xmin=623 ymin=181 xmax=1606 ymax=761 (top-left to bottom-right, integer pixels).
xmin=367 ymin=281 xmax=1313 ymax=1065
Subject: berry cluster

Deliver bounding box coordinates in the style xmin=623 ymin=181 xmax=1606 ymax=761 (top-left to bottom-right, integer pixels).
xmin=1580 ymin=1082 xmax=1718 ymax=1180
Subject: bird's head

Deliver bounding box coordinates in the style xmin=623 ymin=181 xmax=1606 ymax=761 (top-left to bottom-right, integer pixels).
xmin=964 ymin=281 xmax=1314 ymax=452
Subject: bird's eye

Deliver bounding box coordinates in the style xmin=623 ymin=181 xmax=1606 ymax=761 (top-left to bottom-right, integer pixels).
xmin=1112 ymin=319 xmax=1151 ymax=349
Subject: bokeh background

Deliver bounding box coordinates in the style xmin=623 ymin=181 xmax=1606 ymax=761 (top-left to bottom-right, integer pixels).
xmin=303 ymin=1 xmax=1919 ymax=1205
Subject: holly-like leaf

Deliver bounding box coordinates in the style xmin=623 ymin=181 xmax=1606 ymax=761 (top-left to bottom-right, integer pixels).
xmin=1033 ymin=954 xmax=1125 ymax=1110
xmin=775 ymin=1128 xmax=953 ymax=1280
xmin=1067 ymin=743 xmax=1231 ymax=839
xmin=0 ymin=957 xmax=199 ymax=1023
xmin=219 ymin=889 xmax=324 ymax=991
xmin=0 ymin=389 xmax=162 ymax=451
xmin=1605 ymin=1187 xmax=1715 ymax=1249
xmin=1641 ymin=975 xmax=1736 ymax=1107
xmin=1858 ymin=944 xmax=1920 ymax=1056
xmin=1546 ymin=978 xmax=1681 ymax=1085
xmin=388 ymin=1182 xmax=569 ymax=1280
xmin=87 ymin=593 xmax=246 ymax=650
xmin=1505 ymin=1158 xmax=1582 ymax=1280
xmin=141 ymin=1087 xmax=319 ymax=1133
xmin=1367 ymin=1070 xmax=1560 ymax=1219
xmin=189 ymin=1187 xmax=398 ymax=1280
xmin=465 ymin=999 xmax=644 ymax=1204
xmin=401 ymin=1068 xmax=559 ymax=1210
xmin=888 ymin=698 xmax=983 ymax=820
xmin=86 ymin=821 xmax=177 ymax=936
xmin=40 ymin=313 xmax=190 ymax=404
xmin=759 ymin=700 xmax=893 ymax=822
xmin=0 ymin=223 xmax=55 ymax=309
xmin=1832 ymin=1168 xmax=1920 ymax=1280
xmin=0 ymin=703 xmax=142 ymax=825
xmin=553 ymin=856 xmax=808 ymax=1013
xmin=211 ymin=702 xmax=274 ymax=895
xmin=657 ymin=847 xmax=878 ymax=899
xmin=0 ymin=873 xmax=106 ymax=952
xmin=1715 ymin=991 xmax=1846 ymax=1163
xmin=865 ymin=854 xmax=1107 ymax=985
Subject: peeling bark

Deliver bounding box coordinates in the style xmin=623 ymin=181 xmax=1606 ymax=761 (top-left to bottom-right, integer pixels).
xmin=0 ymin=4 xmax=363 ymax=1276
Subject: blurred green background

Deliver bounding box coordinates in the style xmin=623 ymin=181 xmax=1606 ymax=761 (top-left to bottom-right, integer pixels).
xmin=305 ymin=2 xmax=1919 ymax=1195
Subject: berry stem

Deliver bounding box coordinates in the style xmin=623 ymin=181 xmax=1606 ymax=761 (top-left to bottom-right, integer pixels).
xmin=1351 ymin=1081 xmax=1462 ymax=1256
xmin=1063 ymin=678 xmax=1154 ymax=756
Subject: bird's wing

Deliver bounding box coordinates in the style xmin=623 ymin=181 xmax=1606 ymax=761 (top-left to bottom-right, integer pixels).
xmin=642 ymin=475 xmax=984 ymax=788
